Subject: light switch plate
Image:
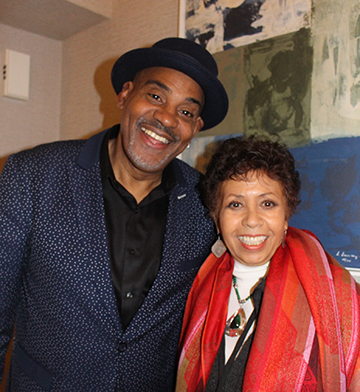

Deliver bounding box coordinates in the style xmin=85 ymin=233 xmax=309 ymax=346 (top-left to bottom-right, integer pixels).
xmin=3 ymin=49 xmax=31 ymax=100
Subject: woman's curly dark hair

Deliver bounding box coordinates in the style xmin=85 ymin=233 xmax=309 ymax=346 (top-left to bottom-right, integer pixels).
xmin=200 ymin=135 xmax=301 ymax=221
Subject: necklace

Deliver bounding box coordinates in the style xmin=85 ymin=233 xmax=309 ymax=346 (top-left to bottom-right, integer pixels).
xmin=225 ymin=276 xmax=251 ymax=337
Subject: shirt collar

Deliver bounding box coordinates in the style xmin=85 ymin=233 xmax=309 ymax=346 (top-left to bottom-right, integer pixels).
xmin=100 ymin=125 xmax=177 ymax=201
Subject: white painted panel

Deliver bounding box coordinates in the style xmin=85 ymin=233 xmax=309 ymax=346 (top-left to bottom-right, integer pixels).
xmin=347 ymin=268 xmax=360 ymax=284
xmin=3 ymin=49 xmax=30 ymax=100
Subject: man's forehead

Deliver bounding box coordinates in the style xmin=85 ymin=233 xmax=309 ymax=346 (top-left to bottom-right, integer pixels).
xmin=133 ymin=66 xmax=205 ymax=103
xmin=135 ymin=67 xmax=201 ymax=88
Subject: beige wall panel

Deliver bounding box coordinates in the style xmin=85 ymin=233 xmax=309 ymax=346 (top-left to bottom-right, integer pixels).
xmin=0 ymin=24 xmax=62 ymax=167
xmin=60 ymin=0 xmax=179 ymax=141
xmin=67 ymin=0 xmax=112 ymax=18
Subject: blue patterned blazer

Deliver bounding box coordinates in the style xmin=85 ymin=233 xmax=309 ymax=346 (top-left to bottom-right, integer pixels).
xmin=0 ymin=128 xmax=216 ymax=391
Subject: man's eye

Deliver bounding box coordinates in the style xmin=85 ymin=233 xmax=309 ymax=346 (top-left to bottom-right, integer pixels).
xmin=181 ymin=110 xmax=193 ymax=118
xmin=149 ymin=93 xmax=161 ymax=101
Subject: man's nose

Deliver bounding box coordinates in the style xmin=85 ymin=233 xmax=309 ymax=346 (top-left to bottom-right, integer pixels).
xmin=153 ymin=105 xmax=178 ymax=128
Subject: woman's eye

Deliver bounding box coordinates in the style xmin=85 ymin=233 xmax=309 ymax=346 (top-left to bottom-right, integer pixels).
xmin=263 ymin=200 xmax=276 ymax=208
xmin=228 ymin=201 xmax=241 ymax=208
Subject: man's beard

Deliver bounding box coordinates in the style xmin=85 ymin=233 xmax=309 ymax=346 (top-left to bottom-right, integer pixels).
xmin=127 ymin=118 xmax=179 ymax=171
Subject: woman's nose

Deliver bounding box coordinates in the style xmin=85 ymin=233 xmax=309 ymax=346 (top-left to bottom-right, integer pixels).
xmin=242 ymin=208 xmax=262 ymax=228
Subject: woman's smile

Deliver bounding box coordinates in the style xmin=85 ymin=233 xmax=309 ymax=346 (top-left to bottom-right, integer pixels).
xmin=238 ymin=235 xmax=268 ymax=247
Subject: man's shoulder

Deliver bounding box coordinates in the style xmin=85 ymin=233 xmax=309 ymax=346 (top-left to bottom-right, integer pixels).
xmin=1 ymin=139 xmax=89 ymax=181
xmin=15 ymin=139 xmax=86 ymax=162
xmin=173 ymin=158 xmax=201 ymax=185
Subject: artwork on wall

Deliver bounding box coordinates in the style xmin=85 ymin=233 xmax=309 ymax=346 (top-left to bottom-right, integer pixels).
xmin=178 ymin=0 xmax=360 ymax=275
xmin=201 ymin=43 xmax=246 ymax=138
xmin=289 ymin=136 xmax=360 ymax=269
xmin=243 ymin=28 xmax=312 ymax=147
xmin=201 ymin=28 xmax=312 ymax=148
xmin=179 ymin=0 xmax=312 ymax=54
xmin=310 ymin=0 xmax=360 ymax=141
xmin=180 ymin=0 xmax=360 ymax=144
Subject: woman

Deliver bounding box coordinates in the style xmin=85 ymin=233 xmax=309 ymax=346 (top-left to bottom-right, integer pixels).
xmin=176 ymin=136 xmax=360 ymax=391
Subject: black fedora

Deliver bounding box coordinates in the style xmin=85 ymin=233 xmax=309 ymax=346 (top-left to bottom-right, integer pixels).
xmin=111 ymin=37 xmax=228 ymax=131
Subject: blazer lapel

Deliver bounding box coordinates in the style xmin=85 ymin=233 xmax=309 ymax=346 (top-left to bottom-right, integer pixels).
xmin=124 ymin=167 xmax=211 ymax=340
xmin=67 ymin=130 xmax=122 ymax=335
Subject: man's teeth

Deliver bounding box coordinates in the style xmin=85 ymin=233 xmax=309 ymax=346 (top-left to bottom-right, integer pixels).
xmin=238 ymin=236 xmax=267 ymax=246
xmin=141 ymin=127 xmax=170 ymax=144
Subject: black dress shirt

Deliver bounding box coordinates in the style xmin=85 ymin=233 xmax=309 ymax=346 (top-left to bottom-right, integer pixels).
xmin=100 ymin=126 xmax=176 ymax=330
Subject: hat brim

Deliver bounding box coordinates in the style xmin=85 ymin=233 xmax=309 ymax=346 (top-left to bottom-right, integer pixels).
xmin=111 ymin=47 xmax=228 ymax=131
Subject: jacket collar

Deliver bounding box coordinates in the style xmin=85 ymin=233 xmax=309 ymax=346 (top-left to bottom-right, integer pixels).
xmin=76 ymin=124 xmax=186 ymax=187
xmin=76 ymin=128 xmax=111 ymax=170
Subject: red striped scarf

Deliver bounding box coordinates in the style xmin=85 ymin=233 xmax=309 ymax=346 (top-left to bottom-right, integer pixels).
xmin=176 ymin=227 xmax=360 ymax=391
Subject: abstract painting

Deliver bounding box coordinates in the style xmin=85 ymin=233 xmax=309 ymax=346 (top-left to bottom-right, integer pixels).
xmin=200 ymin=28 xmax=312 ymax=148
xmin=243 ymin=28 xmax=312 ymax=147
xmin=311 ymin=0 xmax=360 ymax=141
xmin=290 ymin=136 xmax=360 ymax=269
xmin=179 ymin=0 xmax=312 ymax=53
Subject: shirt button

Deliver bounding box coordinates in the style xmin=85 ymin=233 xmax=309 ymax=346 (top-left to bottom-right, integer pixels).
xmin=129 ymin=249 xmax=135 ymax=255
xmin=118 ymin=343 xmax=127 ymax=352
xmin=134 ymin=208 xmax=139 ymax=214
xmin=126 ymin=292 xmax=133 ymax=298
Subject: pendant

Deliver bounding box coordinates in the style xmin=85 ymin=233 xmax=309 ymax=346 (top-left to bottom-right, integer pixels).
xmin=225 ymin=307 xmax=246 ymax=337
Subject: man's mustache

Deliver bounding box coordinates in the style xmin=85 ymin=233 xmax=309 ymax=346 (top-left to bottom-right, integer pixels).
xmin=137 ymin=118 xmax=179 ymax=142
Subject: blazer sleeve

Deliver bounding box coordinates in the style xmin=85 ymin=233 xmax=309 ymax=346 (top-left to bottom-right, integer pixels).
xmin=0 ymin=153 xmax=32 ymax=378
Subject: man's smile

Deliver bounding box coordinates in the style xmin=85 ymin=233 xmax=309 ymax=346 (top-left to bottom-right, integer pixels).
xmin=141 ymin=126 xmax=171 ymax=144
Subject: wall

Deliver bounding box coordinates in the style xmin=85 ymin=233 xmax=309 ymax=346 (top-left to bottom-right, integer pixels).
xmin=0 ymin=24 xmax=62 ymax=170
xmin=0 ymin=2 xmax=177 ymax=387
xmin=0 ymin=0 xmax=177 ymax=169
xmin=60 ymin=0 xmax=179 ymax=141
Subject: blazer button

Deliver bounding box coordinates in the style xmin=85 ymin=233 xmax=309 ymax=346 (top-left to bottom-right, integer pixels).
xmin=118 ymin=342 xmax=127 ymax=352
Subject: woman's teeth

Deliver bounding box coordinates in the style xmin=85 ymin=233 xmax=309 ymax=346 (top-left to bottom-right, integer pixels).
xmin=141 ymin=127 xmax=170 ymax=144
xmin=238 ymin=236 xmax=267 ymax=246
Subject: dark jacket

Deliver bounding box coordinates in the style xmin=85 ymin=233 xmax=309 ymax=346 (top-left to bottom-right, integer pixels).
xmin=0 ymin=128 xmax=215 ymax=391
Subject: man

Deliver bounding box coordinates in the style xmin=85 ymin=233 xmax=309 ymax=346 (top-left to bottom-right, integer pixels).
xmin=0 ymin=38 xmax=228 ymax=391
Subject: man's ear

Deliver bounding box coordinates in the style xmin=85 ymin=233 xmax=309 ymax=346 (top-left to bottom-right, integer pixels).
xmin=194 ymin=117 xmax=204 ymax=134
xmin=116 ymin=81 xmax=133 ymax=110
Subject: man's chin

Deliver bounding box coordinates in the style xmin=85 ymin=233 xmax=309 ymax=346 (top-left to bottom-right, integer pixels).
xmin=130 ymin=153 xmax=171 ymax=173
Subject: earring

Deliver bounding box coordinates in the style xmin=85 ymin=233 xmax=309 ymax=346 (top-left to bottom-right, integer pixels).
xmin=186 ymin=143 xmax=191 ymax=149
xmin=282 ymin=229 xmax=287 ymax=249
xmin=211 ymin=234 xmax=227 ymax=257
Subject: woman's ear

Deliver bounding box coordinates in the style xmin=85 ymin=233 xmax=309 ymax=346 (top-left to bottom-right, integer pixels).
xmin=214 ymin=218 xmax=220 ymax=235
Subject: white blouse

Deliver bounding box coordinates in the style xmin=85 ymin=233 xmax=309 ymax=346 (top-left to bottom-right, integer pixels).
xmin=224 ymin=260 xmax=270 ymax=363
